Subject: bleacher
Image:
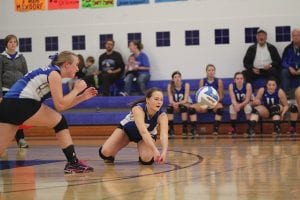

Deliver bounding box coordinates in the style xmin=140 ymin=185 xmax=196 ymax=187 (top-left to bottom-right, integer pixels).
xmin=43 ymin=78 xmax=298 ymax=126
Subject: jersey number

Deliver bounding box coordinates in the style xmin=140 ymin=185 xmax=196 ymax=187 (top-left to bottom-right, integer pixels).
xmin=266 ymin=97 xmax=275 ymax=105
xmin=236 ymin=93 xmax=245 ymax=101
xmin=174 ymin=94 xmax=184 ymax=102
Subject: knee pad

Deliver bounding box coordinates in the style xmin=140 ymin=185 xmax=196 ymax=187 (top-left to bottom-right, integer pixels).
xmin=251 ymin=108 xmax=259 ymax=115
xmin=53 ymin=115 xmax=68 ymax=133
xmin=290 ymin=104 xmax=298 ymax=113
xmin=179 ymin=105 xmax=188 ymax=113
xmin=166 ymin=106 xmax=174 ymax=114
xmin=99 ymin=146 xmax=115 ymax=163
xmin=215 ymin=108 xmax=224 ymax=116
xmin=270 ymin=105 xmax=280 ymax=117
xmin=244 ymin=104 xmax=252 ymax=114
xmin=188 ymin=107 xmax=196 ymax=115
xmin=139 ymin=157 xmax=154 ymax=165
xmin=229 ymin=105 xmax=236 ymax=114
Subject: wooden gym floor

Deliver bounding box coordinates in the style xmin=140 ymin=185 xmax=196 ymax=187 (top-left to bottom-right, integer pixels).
xmin=1 ymin=133 xmax=300 ymax=200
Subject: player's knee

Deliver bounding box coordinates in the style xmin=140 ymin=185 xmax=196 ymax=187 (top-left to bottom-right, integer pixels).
xmin=244 ymin=104 xmax=252 ymax=114
xmin=270 ymin=105 xmax=280 ymax=117
xmin=290 ymin=104 xmax=298 ymax=113
xmin=139 ymin=156 xmax=154 ymax=165
xmin=179 ymin=105 xmax=188 ymax=113
xmin=99 ymin=146 xmax=115 ymax=162
xmin=188 ymin=107 xmax=196 ymax=115
xmin=53 ymin=115 xmax=68 ymax=133
xmin=166 ymin=106 xmax=174 ymax=114
xmin=229 ymin=105 xmax=236 ymax=114
xmin=215 ymin=108 xmax=224 ymax=116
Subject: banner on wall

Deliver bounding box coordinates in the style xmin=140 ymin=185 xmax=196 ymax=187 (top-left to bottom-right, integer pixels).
xmin=15 ymin=0 xmax=46 ymax=12
xmin=155 ymin=0 xmax=187 ymax=2
xmin=82 ymin=0 xmax=114 ymax=8
xmin=48 ymin=0 xmax=79 ymax=10
xmin=117 ymin=0 xmax=149 ymax=6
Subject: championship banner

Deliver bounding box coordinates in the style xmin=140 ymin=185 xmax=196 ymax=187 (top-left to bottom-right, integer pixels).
xmin=48 ymin=0 xmax=79 ymax=10
xmin=117 ymin=0 xmax=149 ymax=6
xmin=15 ymin=0 xmax=46 ymax=12
xmin=82 ymin=0 xmax=114 ymax=8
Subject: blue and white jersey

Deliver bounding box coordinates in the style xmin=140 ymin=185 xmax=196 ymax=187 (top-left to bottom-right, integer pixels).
xmin=4 ymin=65 xmax=60 ymax=102
xmin=172 ymin=83 xmax=185 ymax=102
xmin=120 ymin=103 xmax=164 ymax=136
xmin=233 ymin=83 xmax=247 ymax=103
xmin=203 ymin=78 xmax=219 ymax=90
xmin=262 ymin=88 xmax=280 ymax=108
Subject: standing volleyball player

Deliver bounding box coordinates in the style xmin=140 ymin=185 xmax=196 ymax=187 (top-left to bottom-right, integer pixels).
xmin=189 ymin=64 xmax=224 ymax=136
xmin=167 ymin=71 xmax=191 ymax=138
xmin=228 ymin=72 xmax=253 ymax=135
xmin=0 ymin=51 xmax=97 ymax=174
xmin=288 ymin=86 xmax=300 ymax=136
xmin=245 ymin=78 xmax=288 ymax=137
xmin=99 ymin=88 xmax=168 ymax=165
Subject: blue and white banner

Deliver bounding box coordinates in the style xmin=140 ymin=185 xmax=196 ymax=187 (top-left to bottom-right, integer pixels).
xmin=117 ymin=0 xmax=149 ymax=6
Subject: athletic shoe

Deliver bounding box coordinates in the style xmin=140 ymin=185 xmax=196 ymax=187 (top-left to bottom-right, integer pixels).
xmin=182 ymin=127 xmax=188 ymax=136
xmin=168 ymin=129 xmax=175 ymax=139
xmin=272 ymin=127 xmax=281 ymax=135
xmin=245 ymin=127 xmax=255 ymax=138
xmin=18 ymin=139 xmax=29 ymax=148
xmin=228 ymin=128 xmax=236 ymax=135
xmin=288 ymin=126 xmax=297 ymax=137
xmin=191 ymin=128 xmax=198 ymax=139
xmin=64 ymin=160 xmax=94 ymax=174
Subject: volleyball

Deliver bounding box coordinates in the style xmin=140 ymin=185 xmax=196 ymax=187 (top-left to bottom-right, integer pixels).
xmin=195 ymin=86 xmax=219 ymax=109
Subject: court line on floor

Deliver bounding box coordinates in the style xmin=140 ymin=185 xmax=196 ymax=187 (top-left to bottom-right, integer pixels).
xmin=0 ymin=149 xmax=203 ymax=193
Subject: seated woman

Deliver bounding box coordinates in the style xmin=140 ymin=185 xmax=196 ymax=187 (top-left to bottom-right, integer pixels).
xmin=245 ymin=77 xmax=288 ymax=137
xmin=189 ymin=64 xmax=224 ymax=137
xmin=99 ymin=88 xmax=168 ymax=165
xmin=228 ymin=72 xmax=253 ymax=135
xmin=123 ymin=40 xmax=150 ymax=96
xmin=288 ymin=86 xmax=300 ymax=137
xmin=167 ymin=71 xmax=192 ymax=138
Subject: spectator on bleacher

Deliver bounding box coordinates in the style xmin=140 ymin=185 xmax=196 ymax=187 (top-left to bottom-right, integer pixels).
xmin=189 ymin=64 xmax=224 ymax=137
xmin=122 ymin=40 xmax=150 ymax=96
xmin=0 ymin=51 xmax=97 ymax=174
xmin=98 ymin=39 xmax=125 ymax=96
xmin=288 ymin=86 xmax=300 ymax=137
xmin=245 ymin=77 xmax=288 ymax=137
xmin=124 ymin=54 xmax=139 ymax=78
xmin=67 ymin=54 xmax=85 ymax=91
xmin=82 ymin=56 xmax=99 ymax=88
xmin=99 ymin=87 xmax=168 ymax=165
xmin=167 ymin=71 xmax=191 ymax=139
xmin=0 ymin=34 xmax=29 ymax=148
xmin=242 ymin=29 xmax=281 ymax=84
xmin=228 ymin=72 xmax=253 ymax=135
xmin=280 ymin=28 xmax=300 ymax=98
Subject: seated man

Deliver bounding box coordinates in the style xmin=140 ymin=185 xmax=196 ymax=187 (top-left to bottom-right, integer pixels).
xmin=280 ymin=28 xmax=300 ymax=98
xmin=98 ymin=39 xmax=125 ymax=96
xmin=242 ymin=29 xmax=281 ymax=84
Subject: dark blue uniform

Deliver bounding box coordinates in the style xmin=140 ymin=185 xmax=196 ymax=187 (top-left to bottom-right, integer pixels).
xmin=172 ymin=83 xmax=185 ymax=102
xmin=233 ymin=83 xmax=247 ymax=103
xmin=120 ymin=103 xmax=164 ymax=143
xmin=262 ymin=88 xmax=280 ymax=109
xmin=203 ymin=78 xmax=219 ymax=90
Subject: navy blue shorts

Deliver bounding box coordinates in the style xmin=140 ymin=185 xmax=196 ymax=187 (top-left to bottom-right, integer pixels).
xmin=0 ymin=98 xmax=41 ymax=125
xmin=117 ymin=124 xmax=157 ymax=143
